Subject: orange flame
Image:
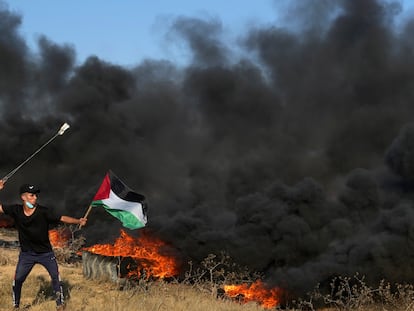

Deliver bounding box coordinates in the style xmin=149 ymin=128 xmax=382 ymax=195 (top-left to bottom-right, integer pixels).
xmin=83 ymin=230 xmax=179 ymax=279
xmin=224 ymin=280 xmax=283 ymax=309
xmin=49 ymin=227 xmax=71 ymax=248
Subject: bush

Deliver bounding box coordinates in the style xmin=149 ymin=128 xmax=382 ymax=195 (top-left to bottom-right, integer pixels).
xmin=293 ymin=273 xmax=414 ymax=311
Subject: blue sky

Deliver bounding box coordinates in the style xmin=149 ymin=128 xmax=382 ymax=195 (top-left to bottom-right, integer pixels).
xmin=6 ymin=0 xmax=414 ymax=67
xmin=8 ymin=0 xmax=280 ymax=67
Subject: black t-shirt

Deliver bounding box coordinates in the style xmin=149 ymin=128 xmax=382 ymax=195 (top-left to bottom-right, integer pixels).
xmin=2 ymin=204 xmax=62 ymax=253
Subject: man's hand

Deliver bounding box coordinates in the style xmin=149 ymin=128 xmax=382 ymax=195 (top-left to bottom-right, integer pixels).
xmin=79 ymin=217 xmax=87 ymax=227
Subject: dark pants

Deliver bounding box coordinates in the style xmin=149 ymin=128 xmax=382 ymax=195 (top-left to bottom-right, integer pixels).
xmin=13 ymin=251 xmax=64 ymax=307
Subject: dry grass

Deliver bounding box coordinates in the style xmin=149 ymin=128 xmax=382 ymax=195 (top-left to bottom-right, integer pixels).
xmin=2 ymin=228 xmax=414 ymax=311
xmin=0 ymin=262 xmax=266 ymax=311
xmin=0 ymin=246 xmax=264 ymax=311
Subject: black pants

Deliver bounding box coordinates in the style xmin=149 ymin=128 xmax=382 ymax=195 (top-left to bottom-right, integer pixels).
xmin=13 ymin=251 xmax=64 ymax=307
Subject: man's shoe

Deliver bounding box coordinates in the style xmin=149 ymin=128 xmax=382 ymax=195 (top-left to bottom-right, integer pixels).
xmin=56 ymin=305 xmax=65 ymax=311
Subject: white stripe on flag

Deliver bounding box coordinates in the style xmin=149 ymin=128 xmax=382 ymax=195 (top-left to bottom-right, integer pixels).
xmin=101 ymin=189 xmax=147 ymax=225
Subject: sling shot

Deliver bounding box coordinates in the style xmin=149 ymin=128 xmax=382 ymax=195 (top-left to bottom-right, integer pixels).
xmin=1 ymin=122 xmax=70 ymax=183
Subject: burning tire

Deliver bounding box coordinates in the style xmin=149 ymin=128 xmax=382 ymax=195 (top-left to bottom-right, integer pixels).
xmin=82 ymin=251 xmax=119 ymax=283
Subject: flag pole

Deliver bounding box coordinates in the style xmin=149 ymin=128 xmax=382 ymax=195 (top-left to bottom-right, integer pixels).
xmin=78 ymin=205 xmax=93 ymax=229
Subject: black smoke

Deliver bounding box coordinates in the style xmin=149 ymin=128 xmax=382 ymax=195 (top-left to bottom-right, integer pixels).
xmin=1 ymin=0 xmax=414 ymax=296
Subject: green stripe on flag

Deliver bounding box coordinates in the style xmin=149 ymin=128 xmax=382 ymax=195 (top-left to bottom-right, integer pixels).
xmin=103 ymin=207 xmax=146 ymax=229
xmin=91 ymin=200 xmax=145 ymax=229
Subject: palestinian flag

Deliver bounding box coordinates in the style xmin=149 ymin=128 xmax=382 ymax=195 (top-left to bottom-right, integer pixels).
xmin=91 ymin=171 xmax=148 ymax=229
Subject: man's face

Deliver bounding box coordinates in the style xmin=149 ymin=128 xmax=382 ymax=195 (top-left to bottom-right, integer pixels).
xmin=21 ymin=192 xmax=38 ymax=206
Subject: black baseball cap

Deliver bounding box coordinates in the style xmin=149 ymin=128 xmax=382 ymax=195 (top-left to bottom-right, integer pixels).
xmin=19 ymin=184 xmax=40 ymax=194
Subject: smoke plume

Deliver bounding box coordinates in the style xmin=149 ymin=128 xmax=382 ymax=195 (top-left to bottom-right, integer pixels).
xmin=1 ymin=0 xmax=414 ymax=296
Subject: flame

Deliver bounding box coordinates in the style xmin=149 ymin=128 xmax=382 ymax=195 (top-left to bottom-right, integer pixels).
xmin=0 ymin=216 xmax=14 ymax=228
xmin=49 ymin=227 xmax=71 ymax=248
xmin=83 ymin=230 xmax=179 ymax=279
xmin=224 ymin=280 xmax=283 ymax=309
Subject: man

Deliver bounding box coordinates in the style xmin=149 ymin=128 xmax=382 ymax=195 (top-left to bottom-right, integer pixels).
xmin=0 ymin=179 xmax=87 ymax=310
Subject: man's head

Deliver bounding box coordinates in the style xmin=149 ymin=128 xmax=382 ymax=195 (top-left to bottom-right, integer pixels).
xmin=19 ymin=184 xmax=40 ymax=208
xmin=19 ymin=184 xmax=40 ymax=195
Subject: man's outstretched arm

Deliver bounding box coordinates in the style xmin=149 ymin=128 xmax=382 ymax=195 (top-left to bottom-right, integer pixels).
xmin=60 ymin=216 xmax=87 ymax=226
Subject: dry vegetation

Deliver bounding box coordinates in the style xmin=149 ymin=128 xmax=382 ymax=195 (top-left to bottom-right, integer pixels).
xmin=0 ymin=228 xmax=265 ymax=311
xmin=1 ymin=228 xmax=414 ymax=311
xmin=0 ymin=252 xmax=264 ymax=311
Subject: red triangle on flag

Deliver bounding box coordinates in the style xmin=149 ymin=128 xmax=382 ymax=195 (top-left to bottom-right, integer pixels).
xmin=93 ymin=172 xmax=111 ymax=201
